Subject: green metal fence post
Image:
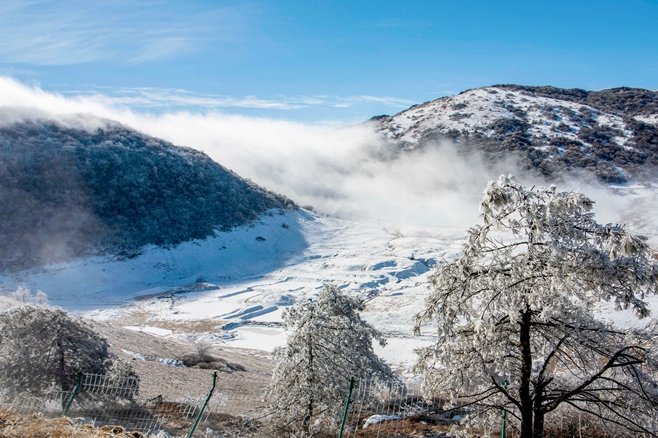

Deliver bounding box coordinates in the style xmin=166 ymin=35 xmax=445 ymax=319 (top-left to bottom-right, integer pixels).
xmin=501 ymin=379 xmax=508 ymax=438
xmin=187 ymin=370 xmax=217 ymax=438
xmin=62 ymin=372 xmax=83 ymax=416
xmin=337 ymin=376 xmax=356 ymax=438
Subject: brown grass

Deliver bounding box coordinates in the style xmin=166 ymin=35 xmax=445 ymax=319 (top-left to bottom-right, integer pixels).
xmin=0 ymin=409 xmax=145 ymax=438
xmin=541 ymin=411 xmax=635 ymax=438
xmin=353 ymin=418 xmax=452 ymax=437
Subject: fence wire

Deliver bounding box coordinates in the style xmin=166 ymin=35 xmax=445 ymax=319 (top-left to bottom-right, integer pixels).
xmin=2 ymin=372 xmax=655 ymax=437
xmin=0 ymin=369 xmax=266 ymax=437
xmin=339 ymin=377 xmax=657 ymax=438
xmin=340 ymin=377 xmax=479 ymax=438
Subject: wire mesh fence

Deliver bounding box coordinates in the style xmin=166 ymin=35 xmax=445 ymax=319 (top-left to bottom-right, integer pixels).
xmin=0 ymin=369 xmax=268 ymax=437
xmin=337 ymin=376 xmax=657 ymax=438
xmin=2 ymin=372 xmax=656 ymax=437
xmin=3 ymin=389 xmax=74 ymax=417
xmin=339 ymin=377 xmax=480 ymax=438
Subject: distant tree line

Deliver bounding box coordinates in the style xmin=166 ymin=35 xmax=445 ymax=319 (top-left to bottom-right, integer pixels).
xmin=496 ymin=84 xmax=658 ymax=117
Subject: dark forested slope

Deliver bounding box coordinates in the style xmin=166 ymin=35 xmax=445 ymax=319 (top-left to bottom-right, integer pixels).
xmin=0 ymin=117 xmax=294 ymax=271
xmin=374 ymin=85 xmax=658 ymax=183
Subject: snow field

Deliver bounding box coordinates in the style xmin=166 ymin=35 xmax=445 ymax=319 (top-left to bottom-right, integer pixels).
xmin=2 ymin=186 xmax=658 ymax=372
xmin=0 ymin=209 xmax=310 ymax=310
xmin=0 ymin=209 xmax=467 ymax=370
xmin=378 ymin=86 xmax=634 ymax=149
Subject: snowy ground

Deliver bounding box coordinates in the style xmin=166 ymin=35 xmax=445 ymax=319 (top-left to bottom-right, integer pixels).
xmin=3 ymin=184 xmax=658 ymax=372
xmin=376 ymin=85 xmax=645 ymax=149
xmin=0 ymin=209 xmax=467 ymax=370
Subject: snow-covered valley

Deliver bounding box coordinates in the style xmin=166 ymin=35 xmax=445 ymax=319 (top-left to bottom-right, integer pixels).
xmin=3 ymin=181 xmax=658 ymax=372
xmin=0 ymin=209 xmax=466 ymax=370
xmin=1 ymin=83 xmax=658 ymax=375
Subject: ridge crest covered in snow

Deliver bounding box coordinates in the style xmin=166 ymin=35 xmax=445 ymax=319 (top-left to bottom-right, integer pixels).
xmin=373 ymin=85 xmax=658 ymax=183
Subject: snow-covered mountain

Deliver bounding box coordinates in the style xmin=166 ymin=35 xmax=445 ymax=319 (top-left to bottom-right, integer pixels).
xmin=0 ymin=112 xmax=294 ymax=271
xmin=2 ymin=97 xmax=658 ymax=371
xmin=373 ymin=85 xmax=658 ymax=183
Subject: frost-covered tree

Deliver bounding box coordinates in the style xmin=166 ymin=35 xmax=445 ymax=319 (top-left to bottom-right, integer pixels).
xmin=7 ymin=286 xmax=48 ymax=304
xmin=35 ymin=290 xmax=49 ymax=305
xmin=11 ymin=285 xmax=31 ymax=302
xmin=414 ymin=175 xmax=658 ymax=438
xmin=0 ymin=305 xmax=114 ymax=399
xmin=268 ymin=284 xmax=395 ymax=435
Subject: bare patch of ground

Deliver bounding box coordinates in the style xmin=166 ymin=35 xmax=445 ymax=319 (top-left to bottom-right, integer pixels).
xmin=89 ymin=317 xmax=274 ymax=410
xmin=353 ymin=418 xmax=453 ymax=437
xmin=0 ymin=409 xmax=146 ymax=438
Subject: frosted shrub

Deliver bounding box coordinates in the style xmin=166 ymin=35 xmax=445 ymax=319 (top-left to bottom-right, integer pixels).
xmin=267 ymin=284 xmax=395 ymax=435
xmin=6 ymin=286 xmax=48 ymax=304
xmin=0 ymin=305 xmax=119 ymax=399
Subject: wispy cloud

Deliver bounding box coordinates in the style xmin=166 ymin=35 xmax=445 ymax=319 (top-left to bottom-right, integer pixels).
xmin=331 ymin=95 xmax=416 ymax=108
xmin=67 ymin=88 xmax=293 ymax=110
xmin=361 ymin=18 xmax=432 ymax=30
xmin=55 ymin=86 xmax=415 ymax=111
xmin=0 ymin=0 xmax=243 ymax=65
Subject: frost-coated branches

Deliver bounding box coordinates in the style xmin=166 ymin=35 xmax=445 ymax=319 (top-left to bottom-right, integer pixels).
xmin=0 ymin=305 xmax=115 ymax=399
xmin=267 ymin=284 xmax=395 ymax=435
xmin=414 ymin=175 xmax=658 ymax=438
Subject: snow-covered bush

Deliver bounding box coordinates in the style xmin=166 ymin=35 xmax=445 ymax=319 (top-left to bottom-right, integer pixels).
xmin=0 ymin=305 xmax=116 ymax=399
xmin=267 ymin=284 xmax=395 ymax=435
xmin=5 ymin=285 xmax=48 ymax=304
xmin=415 ymin=175 xmax=658 ymax=438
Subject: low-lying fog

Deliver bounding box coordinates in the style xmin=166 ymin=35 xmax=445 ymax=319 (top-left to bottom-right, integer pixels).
xmin=1 ymin=76 xmax=655 ymax=236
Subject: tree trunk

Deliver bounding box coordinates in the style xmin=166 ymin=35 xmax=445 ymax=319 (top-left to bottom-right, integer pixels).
xmin=303 ymin=334 xmax=314 ymax=434
xmin=519 ymin=309 xmax=534 ymax=438
xmin=533 ymin=383 xmax=545 ymax=438
xmin=533 ymin=409 xmax=545 ymax=438
xmin=57 ymin=341 xmax=67 ymax=390
xmin=303 ymin=398 xmax=313 ymax=434
xmin=58 ymin=340 xmax=68 ymax=410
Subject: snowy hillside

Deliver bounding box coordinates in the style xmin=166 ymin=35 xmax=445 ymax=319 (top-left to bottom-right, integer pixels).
xmin=0 ymin=112 xmax=294 ymax=271
xmin=3 ymin=185 xmax=658 ymax=371
xmin=2 ymin=91 xmax=658 ymax=372
xmin=373 ymin=85 xmax=658 ymax=183
xmin=0 ymin=208 xmax=468 ymax=369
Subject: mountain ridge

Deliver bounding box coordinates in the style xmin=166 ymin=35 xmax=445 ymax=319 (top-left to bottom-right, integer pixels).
xmin=372 ymin=85 xmax=658 ymax=183
xmin=0 ymin=112 xmax=295 ymax=272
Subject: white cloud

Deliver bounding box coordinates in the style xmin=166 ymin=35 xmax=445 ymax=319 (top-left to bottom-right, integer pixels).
xmin=127 ymin=37 xmax=192 ymax=64
xmin=0 ymin=0 xmax=242 ymax=65
xmin=80 ymin=88 xmax=306 ymax=110
xmin=335 ymin=95 xmax=416 ymax=106
xmin=0 ymin=76 xmax=642 ymax=233
xmin=51 ymin=85 xmax=415 ymax=111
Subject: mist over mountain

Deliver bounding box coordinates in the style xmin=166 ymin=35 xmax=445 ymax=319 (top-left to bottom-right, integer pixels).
xmin=3 ymin=84 xmax=657 ymax=272
xmin=0 ymin=113 xmax=295 ymax=272
xmin=373 ymin=85 xmax=658 ymax=183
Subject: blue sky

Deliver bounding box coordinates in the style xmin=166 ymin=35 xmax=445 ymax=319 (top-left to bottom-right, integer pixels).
xmin=1 ymin=0 xmax=657 ymax=122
